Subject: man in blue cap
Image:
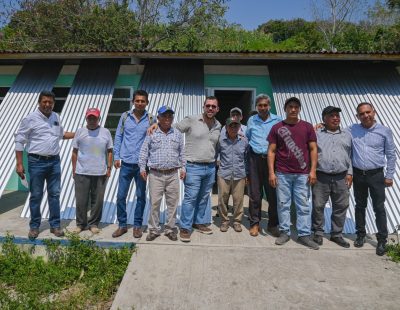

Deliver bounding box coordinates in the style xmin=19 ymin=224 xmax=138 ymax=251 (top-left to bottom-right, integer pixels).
xmin=139 ymin=106 xmax=186 ymax=241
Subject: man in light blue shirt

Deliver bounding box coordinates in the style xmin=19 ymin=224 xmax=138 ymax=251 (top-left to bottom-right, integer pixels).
xmin=351 ymin=102 xmax=396 ymax=256
xmin=246 ymin=94 xmax=282 ymax=237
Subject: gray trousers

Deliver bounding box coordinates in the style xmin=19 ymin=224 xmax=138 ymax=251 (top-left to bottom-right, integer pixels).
xmin=148 ymin=169 xmax=179 ymax=235
xmin=312 ymin=171 xmax=349 ymax=237
xmin=217 ymin=176 xmax=245 ymax=223
xmin=74 ymin=174 xmax=107 ymax=228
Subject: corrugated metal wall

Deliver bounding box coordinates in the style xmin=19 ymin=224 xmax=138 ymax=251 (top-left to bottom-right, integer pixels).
xmin=0 ymin=61 xmax=63 ymax=198
xmin=269 ymin=62 xmax=400 ymax=234
xmin=21 ymin=60 xmax=120 ymax=219
xmin=101 ymin=60 xmax=205 ymax=225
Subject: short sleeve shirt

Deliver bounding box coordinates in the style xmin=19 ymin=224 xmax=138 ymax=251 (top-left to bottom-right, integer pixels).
xmin=267 ymin=120 xmax=317 ymax=174
xmin=72 ymin=126 xmax=113 ymax=175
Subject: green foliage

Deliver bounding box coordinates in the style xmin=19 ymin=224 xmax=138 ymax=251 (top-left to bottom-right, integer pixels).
xmin=386 ymin=243 xmax=400 ymax=263
xmin=0 ymin=233 xmax=134 ymax=309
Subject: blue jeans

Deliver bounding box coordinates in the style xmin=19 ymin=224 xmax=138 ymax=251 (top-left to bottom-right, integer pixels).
xmin=116 ymin=162 xmax=147 ymax=228
xmin=28 ymin=155 xmax=61 ymax=229
xmin=180 ymin=162 xmax=215 ymax=231
xmin=276 ymin=172 xmax=311 ymax=237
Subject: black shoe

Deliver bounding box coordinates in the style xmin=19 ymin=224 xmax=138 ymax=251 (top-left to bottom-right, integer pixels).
xmin=330 ymin=236 xmax=350 ymax=248
xmin=313 ymin=234 xmax=323 ymax=246
xmin=297 ymin=236 xmax=319 ymax=250
xmin=354 ymin=235 xmax=365 ymax=248
xmin=376 ymin=241 xmax=387 ymax=256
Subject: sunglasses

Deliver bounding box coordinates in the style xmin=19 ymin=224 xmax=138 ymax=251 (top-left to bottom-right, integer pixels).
xmin=205 ymin=104 xmax=218 ymax=109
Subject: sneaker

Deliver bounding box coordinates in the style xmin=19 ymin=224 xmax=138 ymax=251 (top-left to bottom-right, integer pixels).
xmin=267 ymin=226 xmax=280 ymax=237
xmin=71 ymin=226 xmax=83 ymax=234
xmin=89 ymin=226 xmax=101 ymax=234
xmin=330 ymin=236 xmax=350 ymax=248
xmin=28 ymin=229 xmax=39 ymax=240
xmin=354 ymin=235 xmax=365 ymax=248
xmin=275 ymin=233 xmax=290 ymax=245
xmin=192 ymin=224 xmax=213 ymax=235
xmin=180 ymin=229 xmax=191 ymax=242
xmin=220 ymin=221 xmax=229 ymax=232
xmin=146 ymin=232 xmax=160 ymax=241
xmin=233 ymin=222 xmax=242 ymax=232
xmin=165 ymin=231 xmax=178 ymax=241
xmin=298 ymin=236 xmax=319 ymax=250
xmin=376 ymin=240 xmax=387 ymax=256
xmin=313 ymin=234 xmax=323 ymax=246
xmin=50 ymin=227 xmax=65 ymax=238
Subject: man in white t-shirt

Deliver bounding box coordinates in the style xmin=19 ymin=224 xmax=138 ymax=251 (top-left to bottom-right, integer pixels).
xmin=71 ymin=108 xmax=113 ymax=234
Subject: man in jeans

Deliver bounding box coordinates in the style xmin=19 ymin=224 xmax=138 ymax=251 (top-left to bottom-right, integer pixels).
xmin=217 ymin=117 xmax=248 ymax=233
xmin=312 ymin=106 xmax=353 ymax=248
xmin=267 ymin=97 xmax=319 ymax=250
xmin=71 ymin=108 xmax=113 ymax=234
xmin=139 ymin=106 xmax=185 ymax=242
xmin=15 ymin=90 xmax=74 ymax=240
xmin=113 ymin=89 xmax=155 ymax=238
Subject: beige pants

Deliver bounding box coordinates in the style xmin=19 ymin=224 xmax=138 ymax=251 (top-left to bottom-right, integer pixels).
xmin=217 ymin=176 xmax=245 ymax=223
xmin=148 ymin=169 xmax=179 ymax=234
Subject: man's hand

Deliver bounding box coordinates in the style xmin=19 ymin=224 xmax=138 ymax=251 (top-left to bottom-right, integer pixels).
xmin=16 ymin=163 xmax=25 ymax=179
xmin=106 ymin=168 xmax=111 ymax=178
xmin=114 ymin=160 xmax=121 ymax=169
xmin=245 ymin=177 xmax=249 ymax=186
xmin=308 ymin=170 xmax=317 ymax=185
xmin=313 ymin=123 xmax=324 ymax=131
xmin=384 ymin=178 xmax=393 ymax=187
xmin=140 ymin=171 xmax=147 ymax=181
xmin=269 ymin=173 xmax=277 ymax=188
xmin=147 ymin=123 xmax=158 ymax=135
xmin=345 ymin=174 xmax=353 ymax=188
xmin=180 ymin=170 xmax=186 ymax=180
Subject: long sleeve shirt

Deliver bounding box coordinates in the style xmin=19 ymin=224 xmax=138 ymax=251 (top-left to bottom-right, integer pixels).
xmin=349 ymin=123 xmax=396 ymax=179
xmin=138 ymin=127 xmax=185 ymax=172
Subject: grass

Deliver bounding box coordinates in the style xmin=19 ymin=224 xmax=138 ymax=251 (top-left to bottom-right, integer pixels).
xmin=0 ymin=233 xmax=134 ymax=309
xmin=386 ymin=242 xmax=400 ymax=263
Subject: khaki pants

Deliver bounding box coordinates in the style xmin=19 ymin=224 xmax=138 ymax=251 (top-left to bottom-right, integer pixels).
xmin=148 ymin=169 xmax=179 ymax=234
xmin=217 ymin=176 xmax=245 ymax=223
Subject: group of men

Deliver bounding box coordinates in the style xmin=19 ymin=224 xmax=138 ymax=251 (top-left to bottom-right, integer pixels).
xmin=15 ymin=89 xmax=396 ymax=256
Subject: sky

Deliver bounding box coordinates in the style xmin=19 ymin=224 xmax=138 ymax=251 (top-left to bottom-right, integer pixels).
xmin=225 ymin=0 xmax=379 ymax=30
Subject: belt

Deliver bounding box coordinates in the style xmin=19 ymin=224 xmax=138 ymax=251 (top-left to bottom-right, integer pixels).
xmin=28 ymin=153 xmax=58 ymax=160
xmin=151 ymin=168 xmax=179 ymax=174
xmin=353 ymin=167 xmax=383 ymax=176
xmin=187 ymin=161 xmax=214 ymax=165
xmin=249 ymin=147 xmax=267 ymax=158
xmin=317 ymin=171 xmax=347 ymax=177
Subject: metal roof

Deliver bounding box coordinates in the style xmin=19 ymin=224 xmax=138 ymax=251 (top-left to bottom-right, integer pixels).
xmin=269 ymin=62 xmax=400 ymax=234
xmin=0 ymin=61 xmax=63 ymax=198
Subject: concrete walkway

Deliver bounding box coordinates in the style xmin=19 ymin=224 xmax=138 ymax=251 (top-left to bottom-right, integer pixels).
xmin=1 ymin=191 xmax=399 ymax=310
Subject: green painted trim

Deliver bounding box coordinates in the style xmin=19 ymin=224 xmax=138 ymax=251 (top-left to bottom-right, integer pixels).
xmin=115 ymin=74 xmax=141 ymax=88
xmin=54 ymin=75 xmax=75 ymax=87
xmin=204 ymin=74 xmax=276 ymax=113
xmin=0 ymin=75 xmax=17 ymax=86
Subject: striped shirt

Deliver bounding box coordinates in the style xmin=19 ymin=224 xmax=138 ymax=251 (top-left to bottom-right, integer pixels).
xmin=349 ymin=123 xmax=396 ymax=179
xmin=15 ymin=109 xmax=64 ymax=155
xmin=139 ymin=127 xmax=185 ymax=172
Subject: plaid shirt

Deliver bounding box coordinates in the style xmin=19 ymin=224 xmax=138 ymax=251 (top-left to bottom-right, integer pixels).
xmin=139 ymin=127 xmax=185 ymax=172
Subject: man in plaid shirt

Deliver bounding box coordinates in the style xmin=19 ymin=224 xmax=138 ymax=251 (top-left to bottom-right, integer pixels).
xmin=139 ymin=106 xmax=185 ymax=241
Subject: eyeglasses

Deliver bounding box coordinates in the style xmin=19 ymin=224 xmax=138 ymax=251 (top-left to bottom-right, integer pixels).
xmin=205 ymin=104 xmax=218 ymax=109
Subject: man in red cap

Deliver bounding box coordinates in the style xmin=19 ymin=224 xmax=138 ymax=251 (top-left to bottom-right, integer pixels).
xmin=71 ymin=107 xmax=113 ymax=234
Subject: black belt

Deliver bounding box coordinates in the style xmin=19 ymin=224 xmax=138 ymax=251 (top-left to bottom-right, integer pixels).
xmin=28 ymin=153 xmax=58 ymax=160
xmin=249 ymin=147 xmax=267 ymax=158
xmin=317 ymin=171 xmax=347 ymax=177
xmin=353 ymin=167 xmax=383 ymax=176
xmin=187 ymin=161 xmax=214 ymax=165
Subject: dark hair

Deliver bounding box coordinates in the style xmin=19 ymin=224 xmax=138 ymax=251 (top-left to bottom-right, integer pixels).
xmin=284 ymin=97 xmax=301 ymax=109
xmin=356 ymin=102 xmax=374 ymax=113
xmin=133 ymin=89 xmax=149 ymax=102
xmin=38 ymin=90 xmax=55 ymax=102
xmin=204 ymin=96 xmax=218 ymax=106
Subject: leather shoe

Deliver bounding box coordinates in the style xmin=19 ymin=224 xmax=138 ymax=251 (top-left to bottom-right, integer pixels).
xmin=50 ymin=227 xmax=65 ymax=237
xmin=376 ymin=241 xmax=387 ymax=256
xmin=354 ymin=235 xmax=365 ymax=248
xmin=267 ymin=226 xmax=280 ymax=237
xmin=330 ymin=236 xmax=350 ymax=248
xmin=313 ymin=234 xmax=323 ymax=245
xmin=249 ymin=224 xmax=259 ymax=237
xmin=133 ymin=227 xmax=143 ymax=238
xmin=28 ymin=229 xmax=39 ymax=240
xmin=112 ymin=227 xmax=128 ymax=238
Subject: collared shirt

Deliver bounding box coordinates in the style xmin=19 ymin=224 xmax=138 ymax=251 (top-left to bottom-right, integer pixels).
xmin=113 ymin=110 xmax=153 ymax=164
xmin=217 ymin=131 xmax=248 ymax=180
xmin=175 ymin=114 xmax=221 ymax=163
xmin=15 ymin=109 xmax=64 ymax=155
xmin=138 ymin=127 xmax=185 ymax=172
xmin=246 ymin=113 xmax=282 ymax=155
xmin=316 ymin=127 xmax=352 ymax=175
xmin=349 ymin=123 xmax=396 ymax=179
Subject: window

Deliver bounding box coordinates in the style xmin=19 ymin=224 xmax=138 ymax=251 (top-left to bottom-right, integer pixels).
xmin=105 ymin=87 xmax=133 ymax=137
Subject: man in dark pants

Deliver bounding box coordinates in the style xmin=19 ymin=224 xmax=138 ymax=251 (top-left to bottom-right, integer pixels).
xmin=246 ymin=94 xmax=281 ymax=237
xmin=350 ymin=102 xmax=396 ymax=256
xmin=312 ymin=106 xmax=353 ymax=248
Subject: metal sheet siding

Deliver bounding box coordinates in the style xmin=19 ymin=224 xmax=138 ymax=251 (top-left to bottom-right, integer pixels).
xmin=0 ymin=61 xmax=63 ymax=198
xmin=269 ymin=62 xmax=400 ymax=234
xmin=21 ymin=60 xmax=120 ymax=219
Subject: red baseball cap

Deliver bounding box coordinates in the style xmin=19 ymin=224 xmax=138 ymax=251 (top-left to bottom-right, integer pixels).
xmin=86 ymin=108 xmax=100 ymax=118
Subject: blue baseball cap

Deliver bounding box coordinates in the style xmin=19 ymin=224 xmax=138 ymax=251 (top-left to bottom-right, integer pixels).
xmin=158 ymin=106 xmax=174 ymax=115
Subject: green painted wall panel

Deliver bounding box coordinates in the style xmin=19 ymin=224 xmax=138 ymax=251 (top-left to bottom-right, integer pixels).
xmin=0 ymin=75 xmax=17 ymax=86
xmin=54 ymin=75 xmax=75 ymax=87
xmin=115 ymin=74 xmax=141 ymax=89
